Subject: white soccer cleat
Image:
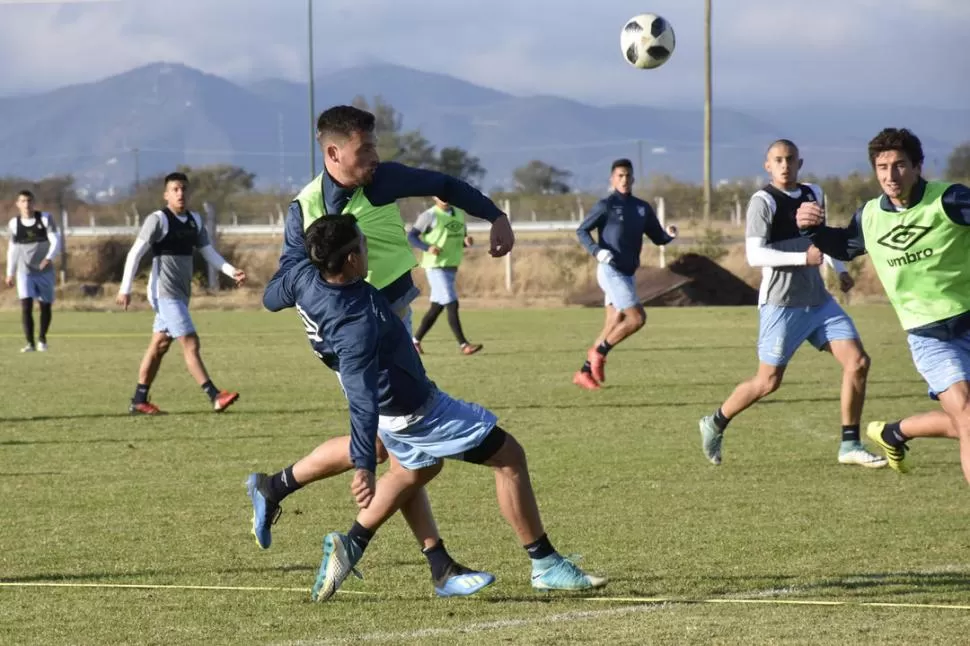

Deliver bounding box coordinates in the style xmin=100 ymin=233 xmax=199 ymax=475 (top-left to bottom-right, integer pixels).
xmin=20 ymin=344 xmax=35 ymax=353
xmin=838 ymin=445 xmax=888 ymax=468
xmin=37 ymin=342 xmax=48 ymax=352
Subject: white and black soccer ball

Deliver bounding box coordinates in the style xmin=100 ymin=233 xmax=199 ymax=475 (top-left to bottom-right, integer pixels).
xmin=620 ymin=13 xmax=676 ymax=70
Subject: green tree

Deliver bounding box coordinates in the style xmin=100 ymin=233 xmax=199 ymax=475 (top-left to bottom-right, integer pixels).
xmin=435 ymin=147 xmax=486 ymax=186
xmin=132 ymin=164 xmax=255 ymax=218
xmin=512 ymin=160 xmax=572 ymax=194
xmin=945 ymin=142 xmax=970 ymax=181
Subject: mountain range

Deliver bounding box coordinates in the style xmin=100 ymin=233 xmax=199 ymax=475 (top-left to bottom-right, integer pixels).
xmin=0 ymin=61 xmax=967 ymax=198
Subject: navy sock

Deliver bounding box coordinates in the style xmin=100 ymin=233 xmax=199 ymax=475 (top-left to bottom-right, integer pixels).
xmin=841 ymin=424 xmax=860 ymax=443
xmin=201 ymin=380 xmax=220 ymax=401
xmin=713 ymin=407 xmax=731 ymax=432
xmin=596 ymin=341 xmax=613 ymax=356
xmin=422 ymin=539 xmax=455 ymax=582
xmin=881 ymin=421 xmax=909 ymax=448
xmin=581 ymin=360 xmax=592 ymax=374
xmin=524 ymin=533 xmax=556 ymax=561
xmin=348 ymin=521 xmax=373 ymax=554
xmin=133 ymin=383 xmax=150 ymax=404
xmin=268 ymin=465 xmax=302 ymax=502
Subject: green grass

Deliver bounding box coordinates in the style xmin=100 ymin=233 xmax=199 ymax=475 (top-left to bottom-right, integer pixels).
xmin=1 ymin=305 xmax=968 ymax=645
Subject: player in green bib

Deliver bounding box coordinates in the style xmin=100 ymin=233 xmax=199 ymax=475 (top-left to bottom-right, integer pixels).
xmin=797 ymin=128 xmax=970 ymax=483
xmin=407 ymin=197 xmax=482 ymax=355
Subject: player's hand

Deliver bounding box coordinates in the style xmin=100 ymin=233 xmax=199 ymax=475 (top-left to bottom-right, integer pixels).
xmin=838 ymin=271 xmax=855 ymax=293
xmin=232 ymin=269 xmax=247 ymax=286
xmin=806 ymin=245 xmax=824 ymax=266
xmin=795 ymin=202 xmax=825 ymax=229
xmin=38 ymin=259 xmax=51 ymax=271
xmin=116 ymin=293 xmax=131 ymax=311
xmin=666 ymin=224 xmax=678 ymax=238
xmin=596 ymin=249 xmax=614 ymax=265
xmin=489 ymin=214 xmax=514 ymax=257
xmin=351 ymin=469 xmax=376 ymax=509
xmin=4 ymin=276 xmax=13 ymax=288
xmin=428 ymin=245 xmax=441 ymax=256
xmin=464 ymin=236 xmax=474 ymax=248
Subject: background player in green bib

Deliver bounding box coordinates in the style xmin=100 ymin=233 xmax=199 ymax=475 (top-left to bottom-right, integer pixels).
xmin=407 ymin=197 xmax=482 ymax=355
xmin=798 ymin=128 xmax=970 ymax=483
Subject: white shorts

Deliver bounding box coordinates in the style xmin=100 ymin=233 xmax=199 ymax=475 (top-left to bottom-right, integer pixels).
xmin=152 ymin=298 xmax=196 ymax=338
xmin=17 ymin=270 xmax=55 ymax=303
xmin=596 ymin=263 xmax=638 ymax=311
xmin=425 ymin=267 xmax=459 ymax=305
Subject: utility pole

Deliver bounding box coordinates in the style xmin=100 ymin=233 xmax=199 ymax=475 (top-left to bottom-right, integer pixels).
xmin=307 ymin=0 xmax=317 ymax=179
xmin=703 ymin=0 xmax=713 ymax=223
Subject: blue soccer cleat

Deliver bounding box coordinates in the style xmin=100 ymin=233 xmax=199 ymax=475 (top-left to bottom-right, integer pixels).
xmin=434 ymin=563 xmax=496 ymax=598
xmin=531 ymin=554 xmax=608 ymax=591
xmin=246 ymin=473 xmax=281 ymax=549
xmin=312 ymin=532 xmax=364 ymax=602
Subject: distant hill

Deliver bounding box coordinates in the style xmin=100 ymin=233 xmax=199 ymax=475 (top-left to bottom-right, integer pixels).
xmin=0 ymin=61 xmax=966 ymax=198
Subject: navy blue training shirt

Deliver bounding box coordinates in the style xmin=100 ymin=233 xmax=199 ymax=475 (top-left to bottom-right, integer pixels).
xmin=263 ymin=259 xmax=434 ymax=473
xmin=802 ymin=179 xmax=970 ymax=338
xmin=280 ymin=162 xmax=505 ymax=303
xmin=576 ymin=191 xmax=674 ymax=276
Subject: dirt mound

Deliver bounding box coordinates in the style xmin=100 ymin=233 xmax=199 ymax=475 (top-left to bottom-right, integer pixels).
xmin=568 ymin=253 xmax=758 ymax=307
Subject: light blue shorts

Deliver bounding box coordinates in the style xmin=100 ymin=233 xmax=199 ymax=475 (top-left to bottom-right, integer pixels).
xmin=596 ymin=262 xmax=639 ymax=311
xmin=426 ymin=267 xmax=459 ymax=305
xmin=907 ymin=332 xmax=970 ymax=400
xmin=152 ymin=297 xmax=196 ymax=338
xmin=377 ymin=388 xmax=499 ymax=470
xmin=757 ymin=297 xmax=859 ymax=366
xmin=388 ymin=285 xmax=420 ymax=338
xmin=16 ymin=270 xmax=55 ymax=303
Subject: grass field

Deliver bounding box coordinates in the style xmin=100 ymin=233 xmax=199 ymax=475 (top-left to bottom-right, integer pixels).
xmin=2 ymin=305 xmax=968 ymax=645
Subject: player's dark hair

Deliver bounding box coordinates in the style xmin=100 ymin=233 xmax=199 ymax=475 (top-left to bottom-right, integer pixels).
xmin=305 ymin=214 xmax=362 ymax=276
xmin=766 ymin=139 xmax=799 ymax=156
xmin=611 ymin=158 xmax=633 ymax=173
xmin=164 ymin=172 xmax=189 ymax=186
xmin=868 ymin=128 xmax=924 ymax=168
xmin=316 ymin=105 xmax=376 ymax=143
xmin=17 ymin=189 xmax=34 ymax=199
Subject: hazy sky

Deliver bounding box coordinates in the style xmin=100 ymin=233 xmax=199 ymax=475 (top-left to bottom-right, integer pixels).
xmin=0 ymin=0 xmax=967 ymax=108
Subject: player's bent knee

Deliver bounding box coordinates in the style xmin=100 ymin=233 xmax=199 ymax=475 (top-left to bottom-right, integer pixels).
xmin=756 ymin=373 xmax=783 ymax=397
xmin=460 ymin=426 xmax=510 ymax=466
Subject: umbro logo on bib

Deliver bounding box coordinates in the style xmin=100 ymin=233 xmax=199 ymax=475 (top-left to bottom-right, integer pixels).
xmin=876 ymin=224 xmax=932 ymax=252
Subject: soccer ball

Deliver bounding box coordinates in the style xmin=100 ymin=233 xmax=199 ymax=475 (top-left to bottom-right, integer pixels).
xmin=620 ymin=13 xmax=676 ymax=69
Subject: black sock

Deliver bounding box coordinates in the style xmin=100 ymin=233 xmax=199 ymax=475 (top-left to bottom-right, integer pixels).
xmin=596 ymin=340 xmax=613 ymax=356
xmin=841 ymin=424 xmax=860 ymax=443
xmin=348 ymin=521 xmax=373 ymax=554
xmin=39 ymin=303 xmax=52 ymax=342
xmin=414 ymin=303 xmax=444 ymax=342
xmin=713 ymin=407 xmax=731 ymax=432
xmin=445 ymin=301 xmax=468 ymax=346
xmin=581 ymin=360 xmax=592 ymax=374
xmin=881 ymin=421 xmax=909 ymax=448
xmin=524 ymin=533 xmax=556 ymax=561
xmin=268 ymin=465 xmax=302 ymax=502
xmin=201 ymin=380 xmax=220 ymax=401
xmin=133 ymin=383 xmax=150 ymax=404
xmin=422 ymin=539 xmax=456 ymax=582
xmin=21 ymin=298 xmax=34 ymax=346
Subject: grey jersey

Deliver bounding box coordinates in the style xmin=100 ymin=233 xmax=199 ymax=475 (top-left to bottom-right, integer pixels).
xmin=7 ymin=213 xmax=58 ymax=274
xmin=746 ymin=184 xmax=831 ymax=308
xmin=137 ymin=209 xmax=210 ymax=302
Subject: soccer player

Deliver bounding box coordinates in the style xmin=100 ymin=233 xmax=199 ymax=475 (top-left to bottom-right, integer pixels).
xmin=247 ymin=105 xmax=513 ymax=566
xmin=5 ymin=190 xmax=60 ymax=353
xmin=262 ymin=215 xmax=607 ymax=601
xmin=407 ymin=197 xmax=482 ymax=355
xmin=698 ymin=140 xmax=886 ymax=468
xmin=797 ymin=128 xmax=970 ymax=483
xmin=116 ymin=172 xmax=246 ymax=415
xmin=573 ymin=158 xmax=677 ymax=389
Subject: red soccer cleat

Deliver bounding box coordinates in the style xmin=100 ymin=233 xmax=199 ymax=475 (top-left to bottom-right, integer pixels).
xmin=587 ymin=347 xmax=607 ymax=383
xmin=129 ymin=401 xmax=165 ymax=416
xmin=460 ymin=343 xmax=483 ymax=356
xmin=572 ymin=370 xmax=601 ymax=390
xmin=213 ymin=391 xmax=240 ymax=413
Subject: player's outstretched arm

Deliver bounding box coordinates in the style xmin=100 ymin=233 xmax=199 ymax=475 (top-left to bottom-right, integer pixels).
xmin=642 ymin=202 xmax=676 ymax=246
xmin=797 ymin=203 xmax=867 ymax=261
xmin=369 ymin=163 xmax=513 ymax=257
